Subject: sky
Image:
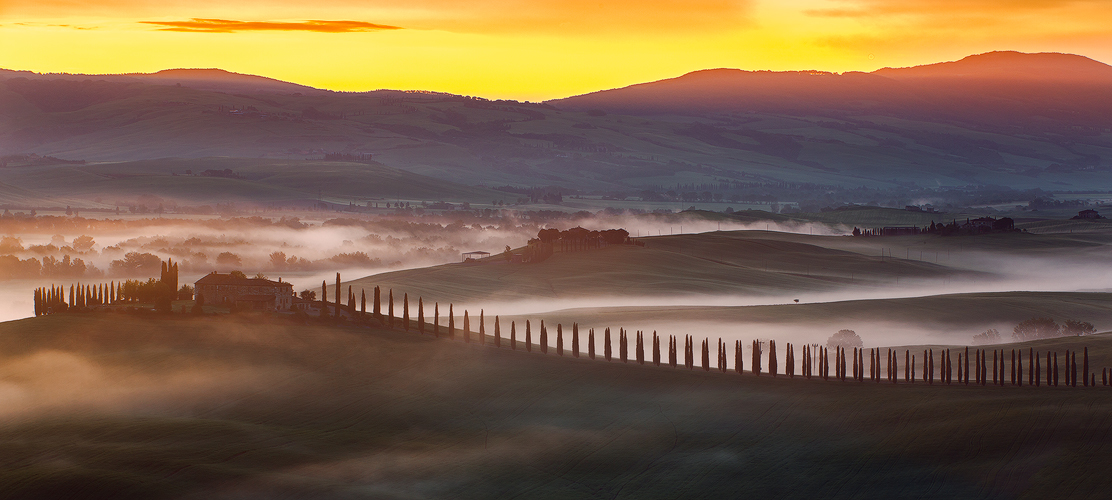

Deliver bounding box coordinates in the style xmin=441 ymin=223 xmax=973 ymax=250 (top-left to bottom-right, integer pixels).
xmin=1 ymin=0 xmax=1111 ymax=100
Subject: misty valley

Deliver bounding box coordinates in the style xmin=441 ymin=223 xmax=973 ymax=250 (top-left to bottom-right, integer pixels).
xmin=2 ymin=50 xmax=1112 ymax=498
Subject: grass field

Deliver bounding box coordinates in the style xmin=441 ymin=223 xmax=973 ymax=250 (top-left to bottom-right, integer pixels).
xmin=1 ymin=313 xmax=1112 ymax=498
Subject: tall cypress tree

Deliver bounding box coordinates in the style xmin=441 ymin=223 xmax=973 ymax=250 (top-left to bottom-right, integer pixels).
xmin=1011 ymin=350 xmax=1016 ymax=385
xmin=1029 ymin=348 xmax=1034 ymax=386
xmin=540 ymin=321 xmax=547 ymax=354
xmin=735 ymin=340 xmax=743 ymax=374
xmin=1017 ymin=350 xmax=1023 ymax=387
xmin=463 ymin=310 xmax=470 ymax=343
xmin=636 ymin=331 xmax=644 ymax=365
xmin=588 ymin=329 xmax=595 ymax=359
xmin=388 ymin=289 xmax=394 ymax=326
xmin=335 ymin=273 xmax=341 ymax=316
xmin=604 ymin=327 xmax=611 ymax=361
xmin=1084 ymin=347 xmax=1089 ymax=387
xmin=619 ymin=329 xmax=627 ymax=363
xmin=527 ymin=321 xmax=532 ymax=353
xmin=556 ymin=323 xmax=563 ymax=356
xmin=1053 ymin=352 xmax=1059 ymax=386
xmin=361 ymin=290 xmax=367 ymax=316
xmin=770 ymin=340 xmax=778 ymax=377
xmin=701 ymin=338 xmax=709 ymax=372
xmin=670 ymin=336 xmax=677 ymax=368
xmin=321 ymin=280 xmax=327 ymax=316
xmin=572 ymin=323 xmax=579 ymax=358
xmin=403 ymin=293 xmax=410 ymax=330
xmin=479 ymin=310 xmax=485 ymax=345
xmin=1072 ymin=352 xmax=1078 ymax=388
xmin=434 ymin=302 xmax=440 ymax=337
xmin=418 ymin=298 xmax=425 ymax=334
xmin=1035 ymin=351 xmax=1041 ymax=386
xmin=511 ymin=321 xmax=517 ymax=350
xmin=494 ymin=315 xmax=501 ymax=348
xmin=448 ymin=304 xmax=455 ymax=340
xmin=652 ymin=331 xmax=660 ymax=366
xmin=373 ymin=286 xmax=381 ymax=320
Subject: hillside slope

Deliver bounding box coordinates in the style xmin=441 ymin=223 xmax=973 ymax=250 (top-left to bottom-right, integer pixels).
xmin=1 ymin=314 xmax=1112 ymax=498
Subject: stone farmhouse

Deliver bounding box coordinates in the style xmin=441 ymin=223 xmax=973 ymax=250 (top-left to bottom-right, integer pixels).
xmin=194 ymin=272 xmax=294 ymax=311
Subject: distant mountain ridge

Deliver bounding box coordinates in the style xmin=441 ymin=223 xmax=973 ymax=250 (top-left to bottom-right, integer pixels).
xmin=547 ymin=51 xmax=1112 ymax=130
xmin=0 ymin=67 xmax=323 ymax=95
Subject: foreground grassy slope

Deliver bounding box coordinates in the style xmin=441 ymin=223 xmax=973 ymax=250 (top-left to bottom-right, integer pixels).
xmin=352 ymin=231 xmax=972 ymax=303
xmin=1 ymin=313 xmax=1112 ymax=498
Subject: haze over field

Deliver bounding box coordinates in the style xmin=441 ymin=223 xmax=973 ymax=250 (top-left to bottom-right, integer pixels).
xmin=4 ymin=0 xmax=1112 ymax=496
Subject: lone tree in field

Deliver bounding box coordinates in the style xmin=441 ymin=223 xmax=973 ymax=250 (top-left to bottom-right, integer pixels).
xmin=1064 ymin=320 xmax=1096 ymax=336
xmin=1013 ymin=317 xmax=1059 ymax=340
xmin=972 ymin=328 xmax=1001 ymax=345
xmin=827 ymin=329 xmax=863 ymax=349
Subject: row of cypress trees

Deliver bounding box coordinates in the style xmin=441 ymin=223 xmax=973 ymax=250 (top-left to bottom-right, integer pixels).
xmin=327 ymin=283 xmax=1112 ymax=388
xmin=33 ymin=259 xmax=180 ymax=315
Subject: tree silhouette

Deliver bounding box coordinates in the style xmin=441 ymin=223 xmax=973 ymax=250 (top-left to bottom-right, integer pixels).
xmin=463 ymin=310 xmax=470 ymax=343
xmin=1013 ymin=317 xmax=1060 ymax=340
xmin=604 ymin=327 xmax=611 ymax=361
xmin=388 ymin=289 xmax=394 ymax=326
xmin=494 ymin=315 xmax=501 ymax=347
xmin=526 ymin=320 xmax=532 ymax=352
xmin=434 ymin=302 xmax=440 ymax=337
xmin=669 ymin=336 xmax=677 ymax=368
xmin=540 ymin=321 xmax=547 ymax=354
xmin=479 ymin=310 xmax=485 ymax=345
xmin=418 ymin=298 xmax=425 ymax=333
xmin=588 ymin=328 xmax=595 ymax=359
xmin=557 ymin=323 xmax=563 ymax=356
xmin=511 ymin=321 xmax=517 ymax=350
xmin=403 ymin=293 xmax=410 ymax=330
xmin=701 ymin=338 xmax=709 ymax=372
xmin=572 ymin=323 xmax=579 ymax=358
xmin=619 ymin=329 xmax=627 ymax=363
xmin=321 ymin=280 xmax=327 ymax=315
xmin=636 ymin=331 xmax=644 ymax=365
xmin=827 ymin=329 xmax=863 ymax=349
xmin=769 ymin=340 xmax=778 ymax=377
xmin=448 ymin=304 xmax=455 ymax=340
xmin=373 ymin=286 xmax=381 ymax=320
xmin=360 ymin=290 xmax=367 ymax=316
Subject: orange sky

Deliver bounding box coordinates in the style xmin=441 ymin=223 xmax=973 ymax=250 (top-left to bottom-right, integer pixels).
xmin=2 ymin=0 xmax=1111 ymax=100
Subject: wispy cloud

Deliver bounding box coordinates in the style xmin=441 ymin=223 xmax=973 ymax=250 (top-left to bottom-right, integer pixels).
xmin=140 ymin=18 xmax=402 ymax=33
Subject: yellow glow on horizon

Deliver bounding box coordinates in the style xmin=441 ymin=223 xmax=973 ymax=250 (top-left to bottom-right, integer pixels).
xmin=2 ymin=0 xmax=1111 ymax=100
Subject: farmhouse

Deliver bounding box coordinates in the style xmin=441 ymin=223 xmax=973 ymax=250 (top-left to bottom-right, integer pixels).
xmin=194 ymin=272 xmax=295 ymax=311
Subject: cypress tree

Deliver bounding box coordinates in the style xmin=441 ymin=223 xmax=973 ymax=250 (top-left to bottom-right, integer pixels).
xmin=479 ymin=310 xmax=485 ymax=345
xmin=434 ymin=302 xmax=440 ymax=337
xmin=735 ymin=340 xmax=743 ymax=374
xmin=1084 ymin=347 xmax=1089 ymax=387
xmin=526 ymin=321 xmax=532 ymax=352
xmin=69 ymin=284 xmax=74 ymax=307
xmin=1017 ymin=350 xmax=1023 ymax=387
xmin=403 ymin=294 xmax=410 ymax=330
xmin=464 ymin=310 xmax=471 ymax=343
xmin=1011 ymin=350 xmax=1016 ymax=385
xmin=701 ymin=338 xmax=710 ymax=371
xmin=992 ymin=350 xmax=998 ymax=385
xmin=321 ymin=280 xmax=327 ymax=315
xmin=891 ymin=349 xmax=898 ymax=384
xmin=906 ymin=350 xmax=911 ymax=382
xmin=604 ymin=327 xmax=611 ymax=361
xmin=388 ymin=289 xmax=394 ymax=326
xmin=770 ymin=340 xmax=778 ymax=377
xmin=511 ymin=321 xmax=517 ymax=350
xmin=588 ymin=329 xmax=595 ymax=359
xmin=573 ymin=323 xmax=580 ymax=358
xmin=852 ymin=347 xmax=858 ymax=381
xmin=557 ymin=323 xmax=563 ymax=356
xmin=361 ymin=290 xmax=367 ymax=316
xmin=685 ymin=335 xmax=693 ymax=370
xmin=619 ymin=329 xmax=627 ymax=363
xmin=1029 ymin=348 xmax=1034 ymax=386
xmin=823 ymin=347 xmax=829 ymax=381
xmin=448 ymin=304 xmax=455 ymax=340
xmin=652 ymin=331 xmax=660 ymax=366
xmin=373 ymin=286 xmax=381 ymax=320
xmin=1036 ymin=352 xmax=1041 ymax=386
xmin=720 ymin=339 xmax=727 ymax=373
xmin=495 ymin=316 xmax=501 ymax=348
xmin=335 ymin=273 xmax=341 ymax=315
xmin=1053 ymin=352 xmax=1059 ymax=386
xmin=1072 ymin=352 xmax=1078 ymax=388
xmin=540 ymin=321 xmax=547 ymax=354
xmin=636 ymin=331 xmax=644 ymax=364
xmin=752 ymin=340 xmax=759 ymax=376
xmin=418 ymin=298 xmax=425 ymax=334
xmin=958 ymin=353 xmax=963 ymax=384
xmin=670 ymin=336 xmax=677 ymax=368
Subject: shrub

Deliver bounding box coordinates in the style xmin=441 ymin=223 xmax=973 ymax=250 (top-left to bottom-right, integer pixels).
xmin=827 ymin=329 xmax=863 ymax=349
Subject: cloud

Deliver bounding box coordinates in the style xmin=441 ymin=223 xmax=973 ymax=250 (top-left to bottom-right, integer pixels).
xmin=140 ymin=18 xmax=401 ymax=33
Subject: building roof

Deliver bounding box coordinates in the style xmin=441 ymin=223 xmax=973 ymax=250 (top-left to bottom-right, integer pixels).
xmin=236 ymin=294 xmax=278 ymax=302
xmin=195 ymin=272 xmax=293 ymax=287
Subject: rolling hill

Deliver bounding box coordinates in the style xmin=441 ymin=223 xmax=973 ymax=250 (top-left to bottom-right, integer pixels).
xmin=2 ymin=313 xmax=1112 ymax=498
xmin=3 ymin=51 xmax=1112 ymax=198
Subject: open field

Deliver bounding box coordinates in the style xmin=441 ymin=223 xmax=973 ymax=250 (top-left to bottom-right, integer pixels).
xmin=2 ymin=313 xmax=1112 ymax=498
